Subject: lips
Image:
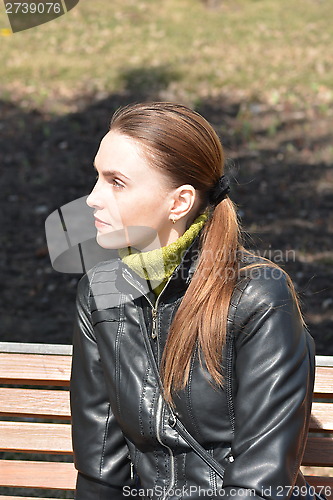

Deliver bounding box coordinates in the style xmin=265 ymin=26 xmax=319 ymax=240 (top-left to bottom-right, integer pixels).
xmin=94 ymin=216 xmax=112 ymax=227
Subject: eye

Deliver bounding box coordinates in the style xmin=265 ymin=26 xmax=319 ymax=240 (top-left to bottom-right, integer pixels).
xmin=110 ymin=177 xmax=125 ymax=189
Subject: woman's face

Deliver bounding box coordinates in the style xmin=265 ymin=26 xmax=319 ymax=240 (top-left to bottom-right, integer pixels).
xmin=86 ymin=131 xmax=176 ymax=249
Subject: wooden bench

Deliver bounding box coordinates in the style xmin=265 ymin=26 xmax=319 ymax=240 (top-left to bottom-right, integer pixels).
xmin=0 ymin=342 xmax=332 ymax=499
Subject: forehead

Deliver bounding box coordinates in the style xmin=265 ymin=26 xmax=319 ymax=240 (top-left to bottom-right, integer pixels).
xmin=94 ymin=132 xmax=171 ymax=194
xmin=95 ymin=132 xmax=146 ymax=170
xmin=94 ymin=132 xmax=170 ymax=190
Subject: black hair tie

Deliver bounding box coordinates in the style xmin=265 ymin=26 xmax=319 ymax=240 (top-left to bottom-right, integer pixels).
xmin=208 ymin=175 xmax=230 ymax=207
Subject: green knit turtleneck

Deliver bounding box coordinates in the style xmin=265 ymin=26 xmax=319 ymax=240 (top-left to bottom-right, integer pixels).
xmin=119 ymin=212 xmax=208 ymax=296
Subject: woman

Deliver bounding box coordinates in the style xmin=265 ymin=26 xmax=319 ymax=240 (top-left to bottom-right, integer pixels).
xmin=70 ymin=102 xmax=315 ymax=500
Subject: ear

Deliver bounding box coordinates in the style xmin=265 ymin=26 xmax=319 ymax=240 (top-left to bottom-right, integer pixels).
xmin=169 ymin=184 xmax=197 ymax=223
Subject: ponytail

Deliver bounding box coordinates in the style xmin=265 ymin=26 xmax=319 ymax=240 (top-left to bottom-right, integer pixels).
xmin=161 ymin=197 xmax=240 ymax=404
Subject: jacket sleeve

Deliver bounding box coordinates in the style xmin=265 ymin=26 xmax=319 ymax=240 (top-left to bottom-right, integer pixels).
xmin=222 ymin=267 xmax=315 ymax=500
xmin=70 ymin=272 xmax=135 ymax=500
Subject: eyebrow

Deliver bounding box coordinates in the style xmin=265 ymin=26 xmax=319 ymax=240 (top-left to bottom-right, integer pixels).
xmin=93 ymin=162 xmax=130 ymax=181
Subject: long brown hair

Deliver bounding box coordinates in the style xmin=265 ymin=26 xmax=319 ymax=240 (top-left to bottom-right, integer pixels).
xmin=110 ymin=102 xmax=299 ymax=404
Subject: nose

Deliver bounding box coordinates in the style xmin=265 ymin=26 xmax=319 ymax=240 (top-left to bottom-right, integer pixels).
xmin=86 ymin=185 xmax=102 ymax=210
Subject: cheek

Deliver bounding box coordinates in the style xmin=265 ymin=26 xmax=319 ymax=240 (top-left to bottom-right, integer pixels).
xmin=103 ymin=189 xmax=121 ymax=214
xmin=139 ymin=198 xmax=164 ymax=220
xmin=118 ymin=185 xmax=169 ymax=226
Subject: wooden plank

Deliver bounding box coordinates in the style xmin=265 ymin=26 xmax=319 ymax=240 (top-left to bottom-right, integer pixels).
xmin=0 ymin=497 xmax=72 ymax=500
xmin=0 ymin=460 xmax=76 ymax=489
xmin=0 ymin=353 xmax=71 ymax=385
xmin=0 ymin=351 xmax=330 ymax=388
xmin=0 ymin=387 xmax=70 ymax=419
xmin=316 ymin=356 xmax=333 ymax=368
xmin=303 ymin=436 xmax=333 ymax=467
xmin=0 ymin=422 xmax=72 ymax=454
xmin=304 ymin=476 xmax=333 ymax=487
xmin=314 ymin=366 xmax=333 ymax=398
xmin=0 ymin=342 xmax=72 ymax=355
xmin=309 ymin=402 xmax=333 ymax=432
xmin=304 ymin=476 xmax=333 ymax=499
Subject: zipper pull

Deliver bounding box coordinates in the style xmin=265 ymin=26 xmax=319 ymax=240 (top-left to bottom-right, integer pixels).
xmin=152 ymin=308 xmax=158 ymax=339
xmin=130 ymin=461 xmax=134 ymax=480
xmin=168 ymin=413 xmax=177 ymax=428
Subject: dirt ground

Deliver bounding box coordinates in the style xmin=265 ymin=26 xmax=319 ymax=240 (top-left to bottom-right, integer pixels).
xmin=1 ymin=91 xmax=332 ymax=353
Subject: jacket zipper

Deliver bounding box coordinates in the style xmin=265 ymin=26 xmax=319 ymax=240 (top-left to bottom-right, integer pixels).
xmin=151 ymin=308 xmax=158 ymax=339
xmin=122 ymin=268 xmax=173 ymax=339
xmin=122 ymin=269 xmax=176 ymax=496
xmin=150 ymin=275 xmax=174 ymax=340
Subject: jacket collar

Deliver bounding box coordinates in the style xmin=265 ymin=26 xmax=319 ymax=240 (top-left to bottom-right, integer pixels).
xmin=119 ymin=233 xmax=202 ymax=303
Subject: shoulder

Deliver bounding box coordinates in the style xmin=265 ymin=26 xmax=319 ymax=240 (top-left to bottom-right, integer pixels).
xmin=228 ymin=256 xmax=302 ymax=341
xmin=238 ymin=263 xmax=292 ymax=307
xmin=234 ymin=251 xmax=293 ymax=305
xmin=76 ymin=259 xmax=121 ymax=310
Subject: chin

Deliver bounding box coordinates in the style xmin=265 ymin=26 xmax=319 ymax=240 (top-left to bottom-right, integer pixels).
xmin=96 ymin=231 xmax=126 ymax=249
xmin=96 ymin=226 xmax=160 ymax=250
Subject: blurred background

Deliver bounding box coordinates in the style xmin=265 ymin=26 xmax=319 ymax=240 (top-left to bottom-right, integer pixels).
xmin=1 ymin=0 xmax=332 ymax=353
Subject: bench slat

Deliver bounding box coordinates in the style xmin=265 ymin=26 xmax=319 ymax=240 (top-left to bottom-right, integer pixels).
xmin=303 ymin=437 xmax=333 ymax=466
xmin=309 ymin=402 xmax=333 ymax=432
xmin=314 ymin=367 xmax=333 ymax=398
xmin=305 ymin=476 xmax=333 ymax=486
xmin=0 ymin=498 xmax=72 ymax=500
xmin=0 ymin=341 xmax=72 ymax=355
xmin=304 ymin=476 xmax=333 ymax=499
xmin=0 ymin=387 xmax=70 ymax=419
xmin=0 ymin=353 xmax=71 ymax=386
xmin=0 ymin=497 xmax=72 ymax=500
xmin=0 ymin=422 xmax=72 ymax=454
xmin=1 ymin=355 xmax=330 ymax=389
xmin=0 ymin=460 xmax=76 ymax=489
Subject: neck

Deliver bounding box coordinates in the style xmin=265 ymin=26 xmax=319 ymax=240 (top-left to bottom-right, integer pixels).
xmin=119 ymin=212 xmax=208 ymax=295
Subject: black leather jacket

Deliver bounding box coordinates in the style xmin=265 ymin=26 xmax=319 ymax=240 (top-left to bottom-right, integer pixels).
xmin=70 ymin=237 xmax=315 ymax=500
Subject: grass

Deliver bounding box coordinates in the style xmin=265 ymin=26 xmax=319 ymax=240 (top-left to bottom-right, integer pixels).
xmin=1 ymin=0 xmax=333 ymax=113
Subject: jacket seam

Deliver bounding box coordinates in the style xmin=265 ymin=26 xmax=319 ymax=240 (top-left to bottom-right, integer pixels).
xmin=115 ymin=295 xmax=126 ymax=416
xmin=99 ymin=402 xmax=112 ymax=479
xmin=292 ymin=351 xmax=313 ymax=485
xmin=227 ymin=276 xmax=251 ymax=331
xmin=139 ymin=364 xmax=150 ymax=437
xmin=185 ymin=343 xmax=204 ymax=441
xmin=87 ymin=265 xmax=100 ymax=321
xmin=139 ymin=357 xmax=150 ymax=437
xmin=226 ymin=276 xmax=252 ymax=437
xmin=149 ymin=382 xmax=159 ymax=444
